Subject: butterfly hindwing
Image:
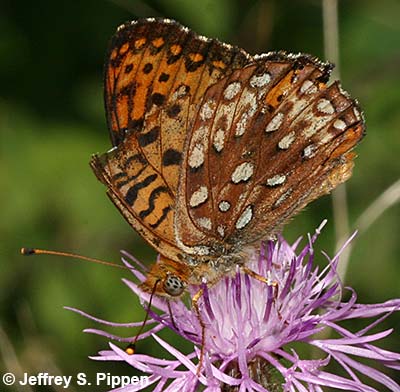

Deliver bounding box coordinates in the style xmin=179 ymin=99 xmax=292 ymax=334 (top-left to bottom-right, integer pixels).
xmin=177 ymin=53 xmax=364 ymax=250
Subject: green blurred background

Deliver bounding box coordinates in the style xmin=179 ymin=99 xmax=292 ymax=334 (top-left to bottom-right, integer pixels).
xmin=1 ymin=0 xmax=399 ymax=391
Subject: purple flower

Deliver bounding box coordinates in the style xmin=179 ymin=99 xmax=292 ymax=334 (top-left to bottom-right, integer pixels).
xmin=68 ymin=222 xmax=400 ymax=391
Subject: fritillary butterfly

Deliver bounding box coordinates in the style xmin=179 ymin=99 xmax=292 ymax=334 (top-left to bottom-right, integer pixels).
xmin=91 ymin=18 xmax=365 ymax=298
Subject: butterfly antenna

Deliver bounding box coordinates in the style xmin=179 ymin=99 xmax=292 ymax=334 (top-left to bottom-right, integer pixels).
xmin=167 ymin=301 xmax=178 ymax=331
xmin=20 ymin=247 xmax=131 ymax=271
xmin=125 ymin=279 xmax=161 ymax=355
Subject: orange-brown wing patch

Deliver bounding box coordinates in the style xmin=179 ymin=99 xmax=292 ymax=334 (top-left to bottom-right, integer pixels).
xmin=176 ymin=52 xmax=364 ymax=251
xmin=175 ymin=57 xmax=302 ymax=248
xmin=97 ymin=18 xmax=253 ymax=256
xmin=232 ymin=61 xmax=357 ymax=235
xmin=104 ymin=19 xmax=251 ymax=195
xmin=224 ymin=56 xmax=364 ymax=245
xmin=90 ymin=138 xmax=181 ymax=262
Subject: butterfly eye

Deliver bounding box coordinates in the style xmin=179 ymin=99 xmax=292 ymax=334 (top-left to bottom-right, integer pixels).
xmin=163 ymin=275 xmax=185 ymax=297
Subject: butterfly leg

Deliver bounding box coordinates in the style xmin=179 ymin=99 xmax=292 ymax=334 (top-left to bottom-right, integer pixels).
xmin=241 ymin=266 xmax=279 ymax=298
xmin=192 ymin=288 xmax=206 ymax=376
xmin=242 ymin=266 xmax=285 ymax=324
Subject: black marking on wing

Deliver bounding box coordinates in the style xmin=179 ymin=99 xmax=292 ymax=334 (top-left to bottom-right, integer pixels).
xmin=151 ymin=93 xmax=165 ymax=106
xmin=162 ymin=149 xmax=182 ymax=166
xmin=124 ymin=153 xmax=148 ymax=168
xmin=138 ymin=186 xmax=169 ymax=219
xmin=116 ymin=165 xmax=147 ymax=188
xmin=125 ymin=64 xmax=133 ymax=74
xmin=143 ymin=63 xmax=153 ymax=74
xmin=159 ymin=72 xmax=170 ymax=82
xmin=112 ymin=172 xmax=127 ymax=181
xmin=138 ymin=126 xmax=160 ymax=147
xmin=166 ymin=103 xmax=182 ymax=118
xmin=150 ymin=206 xmax=172 ymax=229
xmin=124 ymin=174 xmax=157 ymax=206
xmin=128 ymin=118 xmax=144 ymax=131
xmin=149 ymin=206 xmax=172 ymax=229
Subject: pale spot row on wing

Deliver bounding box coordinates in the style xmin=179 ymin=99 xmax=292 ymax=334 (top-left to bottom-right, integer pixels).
xmin=188 ymin=125 xmax=208 ymax=169
xmin=231 ymin=162 xmax=255 ymax=184
xmin=235 ymin=205 xmax=253 ymax=229
xmin=223 ymin=81 xmax=242 ymax=100
xmin=211 ymin=100 xmax=236 ymax=151
xmin=188 ymin=66 xmax=271 ymax=170
xmin=249 ymin=72 xmax=271 ymax=88
xmin=266 ymin=174 xmax=287 ymax=187
xmin=218 ymin=200 xmax=231 ymax=212
xmin=317 ymin=98 xmax=335 ymax=114
xmin=200 ymin=99 xmax=217 ymax=121
xmin=278 ymin=131 xmax=296 ymax=150
xmin=234 ymin=89 xmax=258 ymax=137
xmin=212 ymin=128 xmax=226 ymax=152
xmin=302 ymin=144 xmax=317 ymax=159
xmin=265 ymin=112 xmax=284 ymax=133
xmin=188 ymin=144 xmax=205 ymax=169
xmin=333 ymin=119 xmax=347 ymax=131
xmin=300 ymin=79 xmax=318 ymax=94
xmin=272 ymin=189 xmax=293 ymax=209
xmin=189 ymin=186 xmax=209 ymax=207
xmin=217 ymin=225 xmax=225 ymax=237
xmin=197 ymin=217 xmax=212 ymax=230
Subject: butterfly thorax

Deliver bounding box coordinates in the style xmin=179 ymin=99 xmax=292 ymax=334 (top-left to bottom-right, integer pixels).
xmin=185 ymin=248 xmax=253 ymax=287
xmin=140 ymin=248 xmax=252 ymax=298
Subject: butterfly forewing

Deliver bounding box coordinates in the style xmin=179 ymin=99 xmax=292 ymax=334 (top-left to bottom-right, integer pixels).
xmin=95 ymin=18 xmax=253 ymax=259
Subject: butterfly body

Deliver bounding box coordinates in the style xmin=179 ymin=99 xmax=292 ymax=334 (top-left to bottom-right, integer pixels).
xmin=91 ymin=18 xmax=365 ymax=297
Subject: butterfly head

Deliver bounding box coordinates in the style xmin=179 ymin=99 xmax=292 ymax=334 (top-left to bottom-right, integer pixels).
xmin=139 ymin=255 xmax=189 ymax=298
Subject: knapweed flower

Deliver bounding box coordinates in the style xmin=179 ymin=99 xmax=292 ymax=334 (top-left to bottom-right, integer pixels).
xmin=69 ymin=222 xmax=400 ymax=391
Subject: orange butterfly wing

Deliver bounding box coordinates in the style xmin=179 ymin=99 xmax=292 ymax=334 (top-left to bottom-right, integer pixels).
xmin=91 ymin=18 xmax=252 ymax=261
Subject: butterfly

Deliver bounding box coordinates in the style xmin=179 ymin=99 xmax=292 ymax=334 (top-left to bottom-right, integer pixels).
xmin=91 ymin=18 xmax=365 ymax=299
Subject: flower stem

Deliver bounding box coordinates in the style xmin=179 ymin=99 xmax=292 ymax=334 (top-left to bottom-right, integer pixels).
xmin=221 ymin=356 xmax=284 ymax=391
